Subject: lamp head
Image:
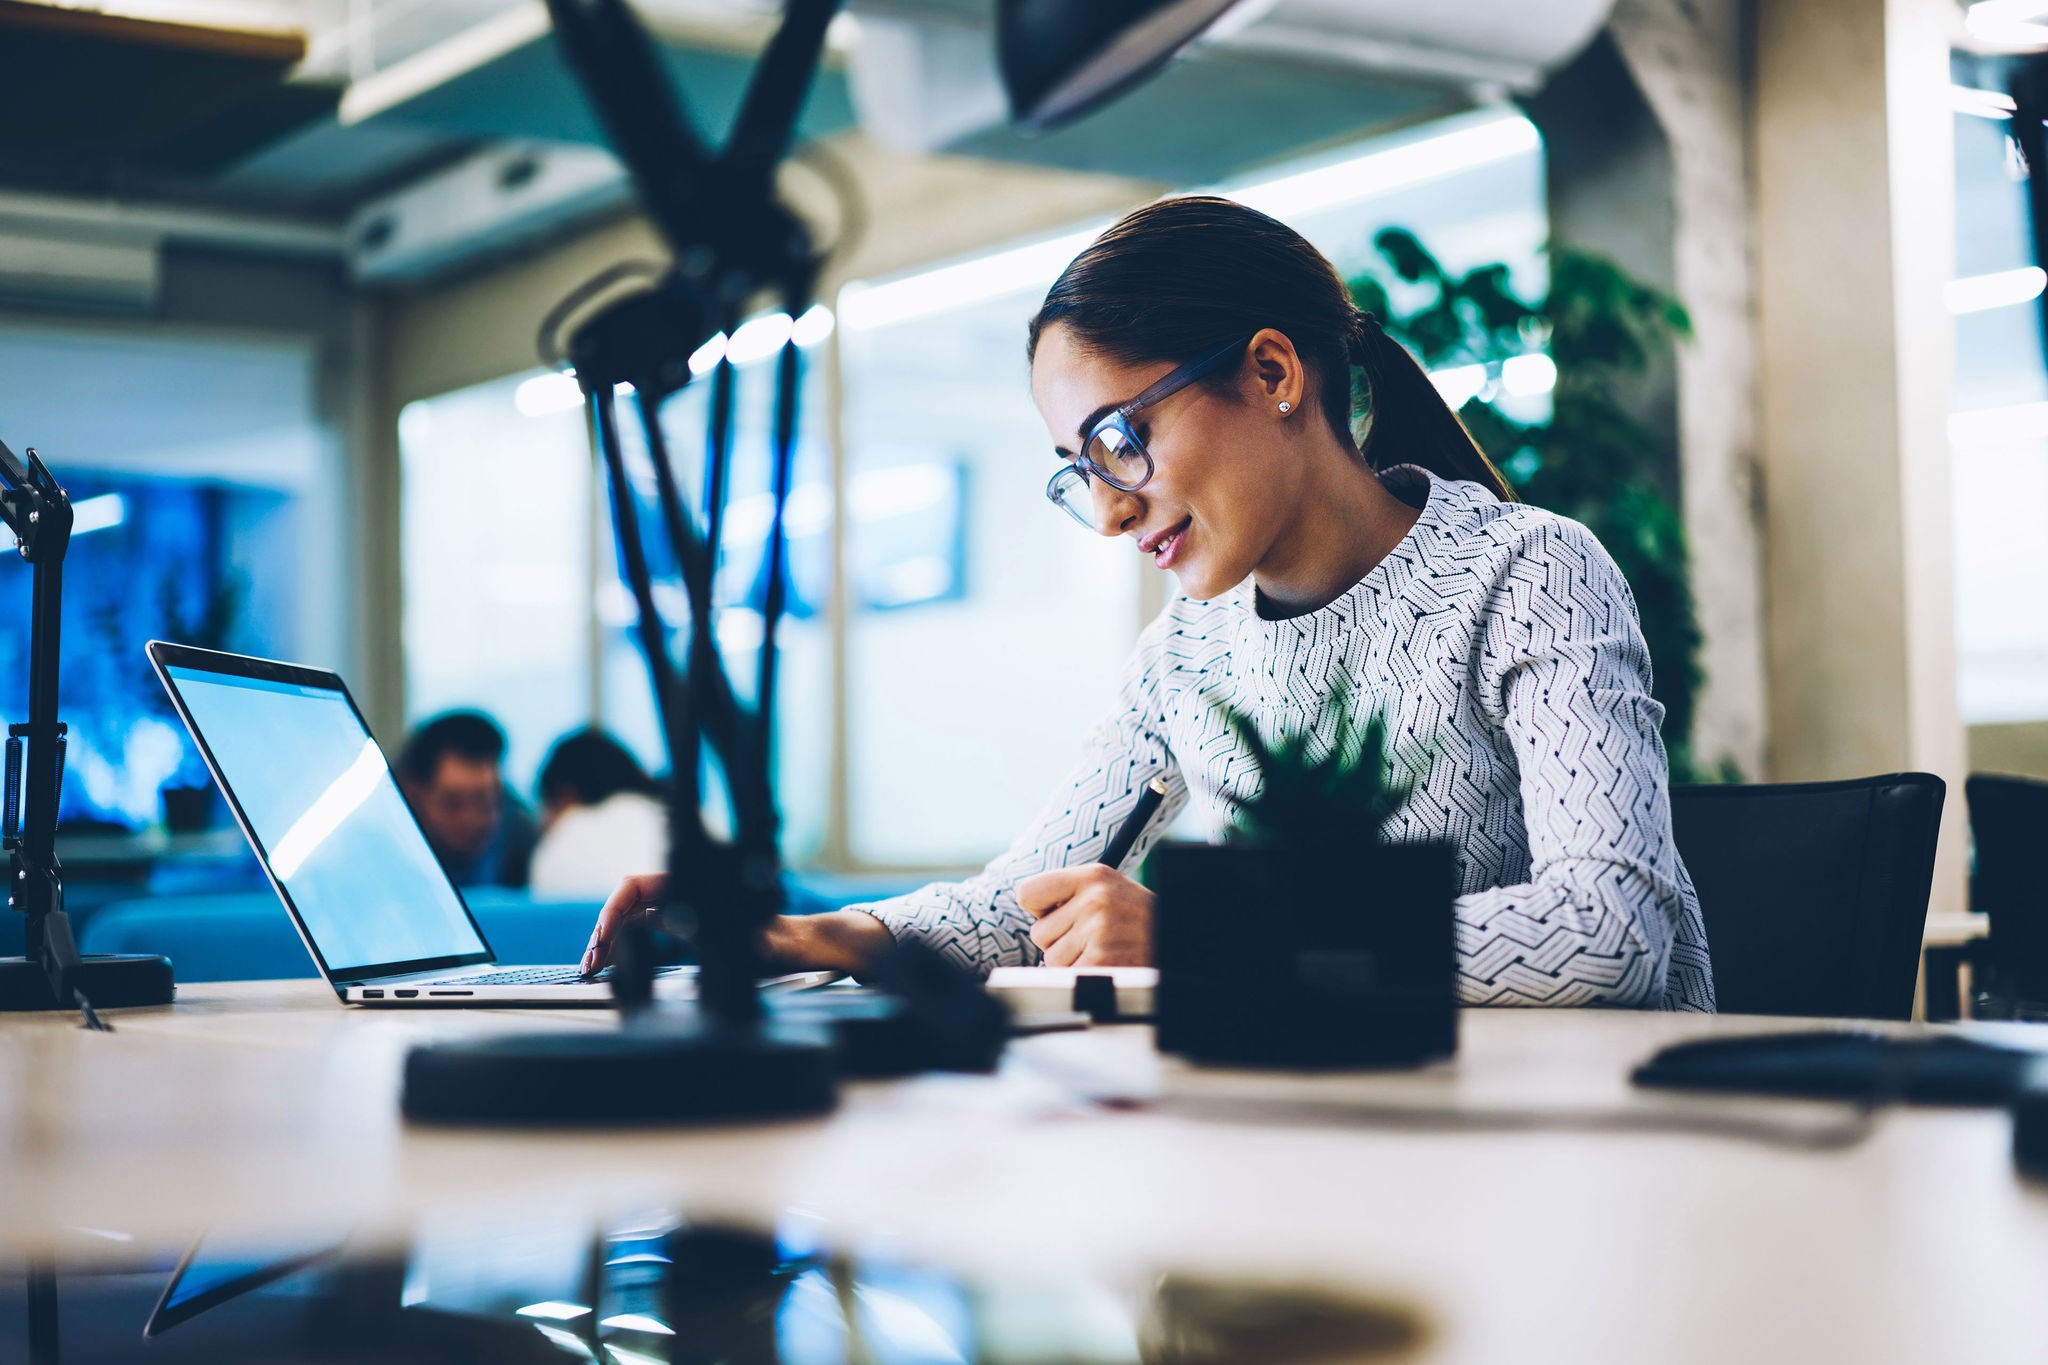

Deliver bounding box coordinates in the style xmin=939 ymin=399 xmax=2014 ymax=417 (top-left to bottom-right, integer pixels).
xmin=998 ymin=0 xmax=1246 ymax=133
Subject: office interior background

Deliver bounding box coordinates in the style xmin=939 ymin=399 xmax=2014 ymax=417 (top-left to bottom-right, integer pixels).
xmin=0 ymin=0 xmax=2033 ymax=912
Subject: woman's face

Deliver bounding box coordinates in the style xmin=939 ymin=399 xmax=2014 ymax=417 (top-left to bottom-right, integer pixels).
xmin=1030 ymin=323 xmax=1303 ymax=601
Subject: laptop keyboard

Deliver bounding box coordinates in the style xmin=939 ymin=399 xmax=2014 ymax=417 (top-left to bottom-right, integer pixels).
xmin=434 ymin=966 xmax=597 ymax=987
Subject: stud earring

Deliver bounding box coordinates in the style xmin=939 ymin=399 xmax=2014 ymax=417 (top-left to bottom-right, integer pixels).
xmin=1278 ymin=401 xmax=1292 ymax=414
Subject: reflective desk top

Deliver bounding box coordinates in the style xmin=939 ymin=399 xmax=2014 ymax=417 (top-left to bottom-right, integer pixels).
xmin=3 ymin=980 xmax=2047 ymax=1363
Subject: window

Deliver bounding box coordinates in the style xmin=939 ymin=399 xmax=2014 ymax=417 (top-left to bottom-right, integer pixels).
xmin=838 ymin=294 xmax=1140 ymax=867
xmin=0 ymin=325 xmax=326 ymax=830
xmin=1948 ymin=64 xmax=2048 ymax=727
xmin=833 ymin=109 xmax=1545 ymax=868
xmin=398 ymin=321 xmax=835 ymax=862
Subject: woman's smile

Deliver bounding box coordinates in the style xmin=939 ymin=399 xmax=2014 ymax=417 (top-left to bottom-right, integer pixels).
xmin=1141 ymin=516 xmax=1192 ymax=569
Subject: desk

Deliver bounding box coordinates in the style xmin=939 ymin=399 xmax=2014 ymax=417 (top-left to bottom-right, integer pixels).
xmin=5 ymin=983 xmax=2048 ymax=1363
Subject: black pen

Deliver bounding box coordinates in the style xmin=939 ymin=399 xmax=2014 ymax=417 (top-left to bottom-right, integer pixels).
xmin=1098 ymin=777 xmax=1170 ymax=871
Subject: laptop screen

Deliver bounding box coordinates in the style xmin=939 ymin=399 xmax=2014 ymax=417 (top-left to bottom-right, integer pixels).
xmin=161 ymin=659 xmax=490 ymax=978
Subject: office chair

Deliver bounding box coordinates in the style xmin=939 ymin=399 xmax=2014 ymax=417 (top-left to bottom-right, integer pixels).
xmin=1669 ymin=773 xmax=1945 ymax=1020
xmin=1923 ymin=774 xmax=2048 ymax=1020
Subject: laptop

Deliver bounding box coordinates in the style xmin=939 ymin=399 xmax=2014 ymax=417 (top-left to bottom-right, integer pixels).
xmin=149 ymin=640 xmax=709 ymax=1006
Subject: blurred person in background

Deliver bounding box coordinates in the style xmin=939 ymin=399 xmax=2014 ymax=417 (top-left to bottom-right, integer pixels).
xmin=396 ymin=711 xmax=535 ymax=889
xmin=529 ymin=728 xmax=668 ymax=898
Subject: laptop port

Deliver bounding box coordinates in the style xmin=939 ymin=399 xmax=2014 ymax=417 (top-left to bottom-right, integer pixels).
xmin=361 ymin=989 xmax=384 ymax=999
xmin=395 ymin=989 xmax=419 ymax=998
xmin=429 ymin=990 xmax=472 ymax=997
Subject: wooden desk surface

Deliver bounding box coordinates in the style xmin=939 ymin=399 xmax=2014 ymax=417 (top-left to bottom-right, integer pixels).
xmin=5 ymin=982 xmax=2048 ymax=1363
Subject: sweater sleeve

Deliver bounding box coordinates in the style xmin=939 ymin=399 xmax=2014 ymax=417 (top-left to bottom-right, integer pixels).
xmin=849 ymin=612 xmax=1189 ymax=976
xmin=1455 ymin=518 xmax=1690 ymax=1008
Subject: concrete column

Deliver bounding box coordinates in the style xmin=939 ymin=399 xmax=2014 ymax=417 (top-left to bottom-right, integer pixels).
xmin=1524 ymin=6 xmax=1771 ymax=781
xmin=1606 ymin=0 xmax=1771 ymax=783
xmin=1752 ymin=0 xmax=1966 ymax=908
xmin=1524 ymin=32 xmax=1682 ymax=498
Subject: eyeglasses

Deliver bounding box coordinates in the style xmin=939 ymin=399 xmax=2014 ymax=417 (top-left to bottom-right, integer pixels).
xmin=1044 ymin=335 xmax=1250 ymax=529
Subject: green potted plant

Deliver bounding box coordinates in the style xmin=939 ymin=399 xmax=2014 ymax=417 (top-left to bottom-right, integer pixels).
xmin=1348 ymin=231 xmax=1718 ymax=779
xmin=1150 ymin=683 xmax=1456 ymax=1068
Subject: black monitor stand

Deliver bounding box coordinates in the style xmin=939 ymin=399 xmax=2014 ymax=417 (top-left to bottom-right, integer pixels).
xmin=0 ymin=439 xmax=173 ymax=1021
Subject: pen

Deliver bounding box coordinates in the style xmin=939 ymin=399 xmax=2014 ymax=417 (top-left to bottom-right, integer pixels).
xmin=1098 ymin=777 xmax=1170 ymax=871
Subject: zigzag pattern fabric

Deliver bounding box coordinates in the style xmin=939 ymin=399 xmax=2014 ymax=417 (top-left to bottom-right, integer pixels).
xmin=858 ymin=467 xmax=1716 ymax=1011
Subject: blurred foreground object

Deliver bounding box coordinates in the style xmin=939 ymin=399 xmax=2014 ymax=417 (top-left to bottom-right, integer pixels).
xmin=998 ymin=0 xmax=1246 ymax=132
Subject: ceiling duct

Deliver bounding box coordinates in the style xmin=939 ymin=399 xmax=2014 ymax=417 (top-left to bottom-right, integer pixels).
xmin=0 ymin=232 xmax=160 ymax=314
xmin=347 ymin=140 xmax=630 ymax=283
xmin=844 ymin=0 xmax=1614 ymax=177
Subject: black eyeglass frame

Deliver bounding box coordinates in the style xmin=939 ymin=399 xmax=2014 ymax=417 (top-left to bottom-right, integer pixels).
xmin=1044 ymin=334 xmax=1252 ymax=525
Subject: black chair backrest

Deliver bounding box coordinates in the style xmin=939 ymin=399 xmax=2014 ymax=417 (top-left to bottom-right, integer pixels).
xmin=1966 ymin=773 xmax=2048 ymax=1000
xmin=1669 ymin=773 xmax=1945 ymax=1020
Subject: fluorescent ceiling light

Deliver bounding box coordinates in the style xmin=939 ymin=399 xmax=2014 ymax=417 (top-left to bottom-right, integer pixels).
xmin=1952 ymin=84 xmax=2018 ymax=118
xmin=1948 ymin=266 xmax=2047 ymax=314
xmin=687 ymin=305 xmax=835 ymax=376
xmin=337 ymin=4 xmax=550 ymax=124
xmin=69 ymin=493 xmax=126 ymax=536
xmin=516 ymin=1301 xmax=592 ymax=1321
xmin=689 ymin=334 xmax=726 ymax=376
xmin=841 ymin=112 xmax=1538 ymax=333
xmin=1231 ymin=115 xmax=1540 ymax=222
xmin=791 ymin=303 xmax=836 ymax=347
xmin=726 ymin=312 xmax=795 ymax=366
xmin=1950 ymin=400 xmax=2048 ymax=451
xmin=1965 ymin=0 xmax=2048 ymax=45
xmin=1968 ymin=0 xmax=2048 ymax=22
xmin=598 ymin=1310 xmax=672 ymax=1331
xmin=839 ymin=227 xmax=1101 ymax=331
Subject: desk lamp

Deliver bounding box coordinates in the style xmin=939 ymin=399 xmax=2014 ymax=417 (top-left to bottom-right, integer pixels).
xmin=0 ymin=440 xmax=174 ymax=1022
xmin=399 ymin=0 xmax=1245 ymax=1125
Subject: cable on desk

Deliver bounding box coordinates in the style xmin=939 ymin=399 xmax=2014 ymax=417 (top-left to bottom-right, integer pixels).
xmin=1140 ymin=1094 xmax=1882 ymax=1153
xmin=1010 ymin=1039 xmax=1920 ymax=1154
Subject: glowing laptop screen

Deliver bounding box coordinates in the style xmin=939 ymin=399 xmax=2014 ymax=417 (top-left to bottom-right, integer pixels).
xmin=164 ymin=665 xmax=488 ymax=976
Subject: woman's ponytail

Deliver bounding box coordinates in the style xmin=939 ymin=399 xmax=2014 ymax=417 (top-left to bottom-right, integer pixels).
xmin=1350 ymin=311 xmax=1515 ymax=503
xmin=1030 ymin=196 xmax=1514 ymax=504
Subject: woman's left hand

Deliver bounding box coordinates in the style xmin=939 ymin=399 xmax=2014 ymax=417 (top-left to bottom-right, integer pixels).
xmin=1016 ymin=864 xmax=1155 ymax=967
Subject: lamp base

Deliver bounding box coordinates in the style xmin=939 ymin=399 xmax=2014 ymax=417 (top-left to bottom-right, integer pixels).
xmin=0 ymin=954 xmax=175 ymax=1011
xmin=401 ymin=1014 xmax=838 ymax=1126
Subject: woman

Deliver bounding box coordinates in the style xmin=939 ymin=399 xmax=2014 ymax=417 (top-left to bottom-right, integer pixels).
xmin=584 ymin=196 xmax=1715 ymax=1010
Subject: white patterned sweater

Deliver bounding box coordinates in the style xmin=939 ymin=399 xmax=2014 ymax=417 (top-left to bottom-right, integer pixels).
xmin=856 ymin=467 xmax=1717 ymax=1011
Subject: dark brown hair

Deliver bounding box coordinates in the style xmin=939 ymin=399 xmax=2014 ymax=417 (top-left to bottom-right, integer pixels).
xmin=1027 ymin=196 xmax=1513 ymax=502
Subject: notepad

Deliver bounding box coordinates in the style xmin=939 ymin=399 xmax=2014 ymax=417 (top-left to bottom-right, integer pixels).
xmin=986 ymin=966 xmax=1157 ymax=1022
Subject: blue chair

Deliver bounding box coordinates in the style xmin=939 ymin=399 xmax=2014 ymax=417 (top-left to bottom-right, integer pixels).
xmin=78 ymin=876 xmax=926 ymax=982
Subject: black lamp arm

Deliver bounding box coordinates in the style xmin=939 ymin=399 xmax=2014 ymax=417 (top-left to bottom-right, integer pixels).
xmin=546 ymin=0 xmax=839 ymax=1029
xmin=0 ymin=438 xmax=94 ymax=1018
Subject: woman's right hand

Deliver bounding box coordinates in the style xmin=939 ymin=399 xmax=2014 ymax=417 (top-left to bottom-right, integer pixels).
xmin=581 ymin=872 xmax=668 ymax=978
xmin=580 ymin=874 xmax=898 ymax=980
